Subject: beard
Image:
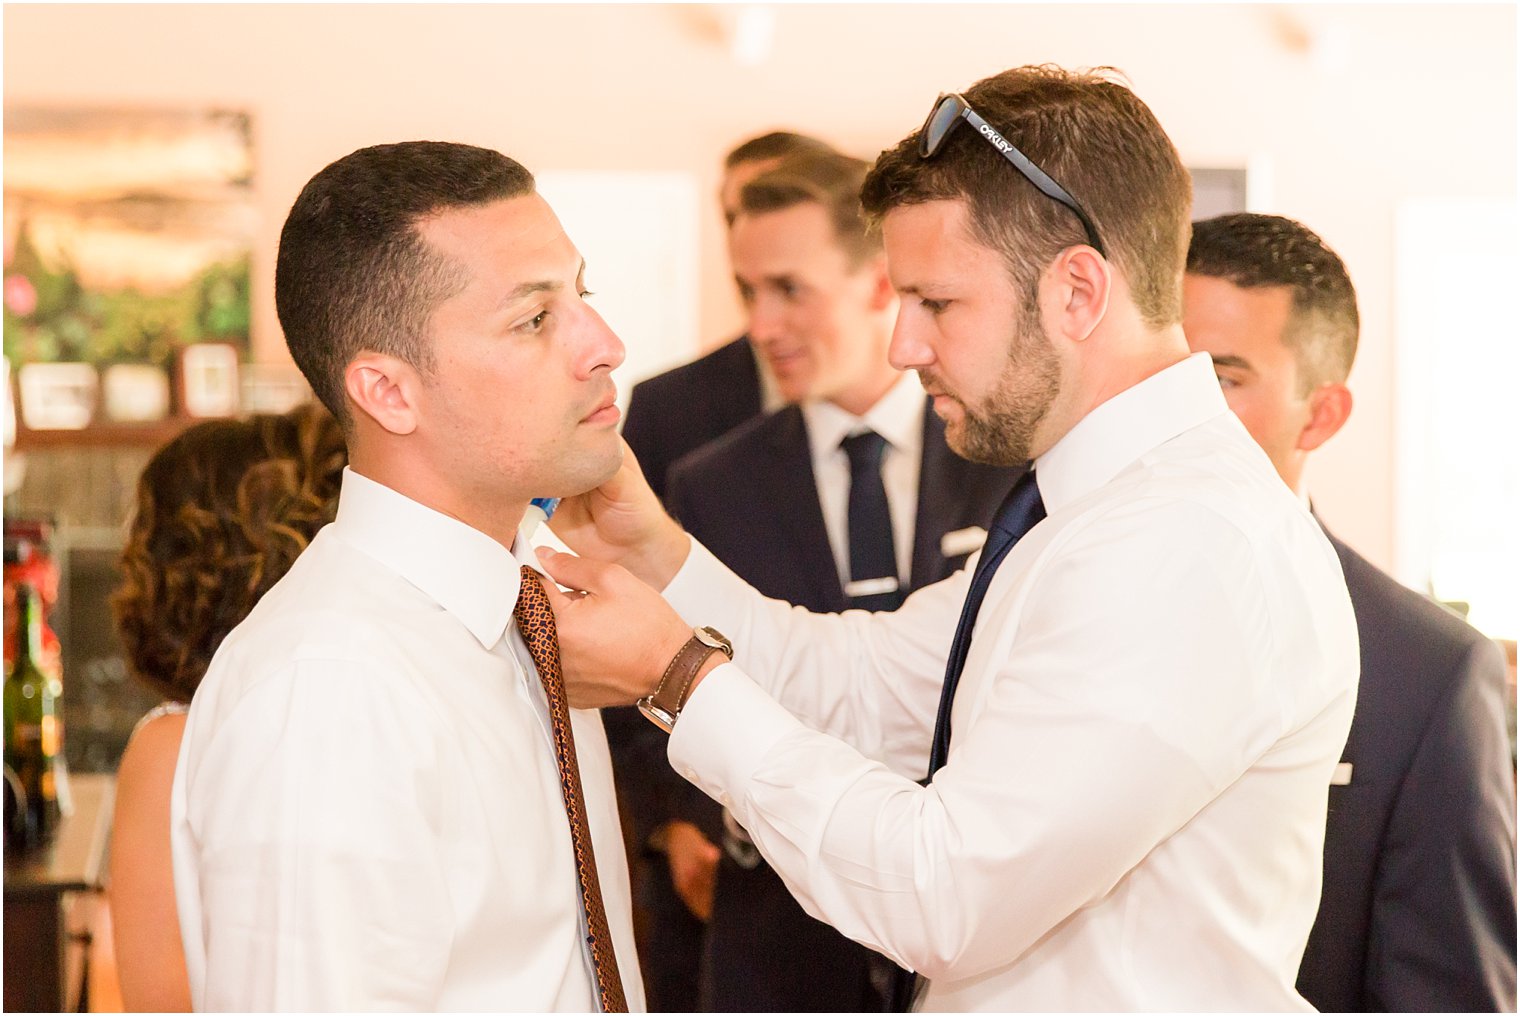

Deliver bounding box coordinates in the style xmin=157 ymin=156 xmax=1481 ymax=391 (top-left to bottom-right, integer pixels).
xmin=935 ymin=310 xmax=1062 ymax=468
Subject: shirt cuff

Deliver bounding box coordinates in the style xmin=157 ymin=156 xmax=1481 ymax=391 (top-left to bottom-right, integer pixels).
xmin=666 ymin=661 xmax=800 ymax=812
xmin=663 ymin=538 xmax=740 ymax=626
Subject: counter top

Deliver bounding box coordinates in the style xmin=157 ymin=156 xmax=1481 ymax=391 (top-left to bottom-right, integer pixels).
xmin=4 ymin=771 xmax=115 ymax=898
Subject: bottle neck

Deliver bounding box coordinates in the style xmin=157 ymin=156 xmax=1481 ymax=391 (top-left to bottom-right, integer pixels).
xmin=13 ymin=585 xmax=44 ymax=668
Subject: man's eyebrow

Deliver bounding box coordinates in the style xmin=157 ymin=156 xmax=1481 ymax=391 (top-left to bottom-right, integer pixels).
xmin=497 ymin=260 xmax=587 ymax=310
xmin=1209 ymin=353 xmax=1254 ymax=372
xmin=498 ymin=279 xmax=560 ymax=309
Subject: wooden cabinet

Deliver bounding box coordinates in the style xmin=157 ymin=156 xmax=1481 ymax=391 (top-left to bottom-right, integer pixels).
xmin=4 ymin=773 xmax=114 ymax=1012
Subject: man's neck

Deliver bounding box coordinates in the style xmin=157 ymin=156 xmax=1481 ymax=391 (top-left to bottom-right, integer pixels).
xmin=1029 ymin=325 xmax=1193 ymax=462
xmin=826 ymin=361 xmax=902 ymax=418
xmin=347 ymin=451 xmax=526 ymax=552
xmin=1073 ymin=327 xmax=1192 ymax=427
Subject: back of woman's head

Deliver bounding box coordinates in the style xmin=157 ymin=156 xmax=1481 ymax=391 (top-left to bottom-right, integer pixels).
xmin=112 ymin=403 xmax=346 ymax=703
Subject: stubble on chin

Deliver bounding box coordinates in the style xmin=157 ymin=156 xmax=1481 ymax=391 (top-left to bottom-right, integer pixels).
xmin=942 ymin=332 xmax=1060 ymax=469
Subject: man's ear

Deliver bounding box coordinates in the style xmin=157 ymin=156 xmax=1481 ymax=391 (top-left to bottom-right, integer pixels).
xmin=1297 ymin=382 xmax=1352 ymax=453
xmin=344 ymin=352 xmax=420 ymax=436
xmin=865 ymin=253 xmax=896 ymax=312
xmin=1047 ymin=246 xmax=1110 ymax=343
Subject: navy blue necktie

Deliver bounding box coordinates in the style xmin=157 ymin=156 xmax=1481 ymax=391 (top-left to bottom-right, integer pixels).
xmin=889 ymin=472 xmax=1043 ymax=1012
xmin=840 ymin=430 xmax=904 ymax=612
xmin=926 ymin=470 xmax=1044 ymax=778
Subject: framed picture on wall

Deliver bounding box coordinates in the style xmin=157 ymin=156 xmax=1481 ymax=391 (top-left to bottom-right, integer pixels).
xmin=17 ymin=361 xmax=97 ymax=430
xmin=239 ymin=362 xmax=311 ymax=414
xmin=178 ymin=343 xmax=239 ymax=418
xmin=101 ymin=363 xmax=170 ymax=423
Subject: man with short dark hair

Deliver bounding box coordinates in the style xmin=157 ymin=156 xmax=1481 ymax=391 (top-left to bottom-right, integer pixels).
xmin=665 ymin=149 xmax=1018 ymax=1011
xmin=540 ymin=66 xmax=1359 ymax=1010
xmin=170 ymin=141 xmax=643 ymax=1011
xmin=1183 ymin=211 xmax=1517 ymax=1013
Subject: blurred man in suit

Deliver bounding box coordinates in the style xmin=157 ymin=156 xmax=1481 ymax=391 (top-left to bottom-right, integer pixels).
xmin=663 ymin=149 xmax=1019 ymax=1011
xmin=611 ymin=129 xmax=836 ymax=1013
xmin=621 ymin=131 xmax=836 ymax=502
xmin=1184 ymin=212 xmax=1517 ymax=1012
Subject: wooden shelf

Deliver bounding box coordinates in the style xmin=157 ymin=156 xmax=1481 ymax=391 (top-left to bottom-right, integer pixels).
xmin=12 ymin=416 xmax=195 ymax=452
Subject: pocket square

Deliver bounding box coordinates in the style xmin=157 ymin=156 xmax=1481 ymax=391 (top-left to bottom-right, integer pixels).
xmin=940 ymin=526 xmax=988 ymax=558
xmin=1330 ymin=761 xmax=1353 ymax=786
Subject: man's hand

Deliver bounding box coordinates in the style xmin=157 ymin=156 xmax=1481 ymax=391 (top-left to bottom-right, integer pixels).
xmin=535 ymin=548 xmax=693 ymax=709
xmin=662 ymin=821 xmax=720 ymax=922
xmin=548 ymin=439 xmax=691 ymax=589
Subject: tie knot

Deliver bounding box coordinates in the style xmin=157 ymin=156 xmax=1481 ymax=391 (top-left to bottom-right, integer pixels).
xmin=990 ymin=471 xmax=1046 ymax=541
xmin=514 ymin=564 xmax=552 ymax=627
xmin=840 ymin=429 xmax=888 ymax=475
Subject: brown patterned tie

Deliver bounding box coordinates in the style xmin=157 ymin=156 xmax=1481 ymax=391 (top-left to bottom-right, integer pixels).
xmin=514 ymin=565 xmax=629 ymax=1013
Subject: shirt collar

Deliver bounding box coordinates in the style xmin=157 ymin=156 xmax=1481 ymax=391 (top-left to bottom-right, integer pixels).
xmin=331 ymin=468 xmax=535 ymax=650
xmin=801 ymin=371 xmax=925 ymax=462
xmin=1035 ymin=352 xmax=1229 ymax=513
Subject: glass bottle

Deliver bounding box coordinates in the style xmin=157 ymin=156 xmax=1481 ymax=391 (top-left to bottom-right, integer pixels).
xmin=4 ymin=581 xmax=62 ymax=843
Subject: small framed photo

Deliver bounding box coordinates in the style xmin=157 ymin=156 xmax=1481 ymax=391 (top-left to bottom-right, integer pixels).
xmin=239 ymin=362 xmax=312 ymax=414
xmin=179 ymin=343 xmax=240 ymax=418
xmin=18 ymin=362 xmax=98 ymax=430
xmin=102 ymin=364 xmax=171 ymax=423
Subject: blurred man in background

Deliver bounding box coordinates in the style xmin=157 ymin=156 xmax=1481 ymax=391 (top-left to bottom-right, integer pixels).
xmin=663 ymin=148 xmax=1018 ymax=1011
xmin=1184 ymin=211 xmax=1517 ymax=1013
xmin=610 ymin=129 xmax=835 ymax=1012
xmin=621 ymin=131 xmax=835 ymax=501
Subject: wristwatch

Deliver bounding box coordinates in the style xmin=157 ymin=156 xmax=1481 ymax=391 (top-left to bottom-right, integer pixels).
xmin=637 ymin=625 xmax=734 ymax=733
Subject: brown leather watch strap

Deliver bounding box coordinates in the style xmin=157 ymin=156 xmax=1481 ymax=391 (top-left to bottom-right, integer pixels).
xmin=639 ymin=627 xmax=733 ymax=733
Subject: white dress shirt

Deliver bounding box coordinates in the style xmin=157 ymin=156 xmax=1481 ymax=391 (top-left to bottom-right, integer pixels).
xmin=661 ymin=353 xmax=1359 ymax=1011
xmin=801 ymin=372 xmax=925 ymax=588
xmin=170 ymin=469 xmax=644 ymax=1012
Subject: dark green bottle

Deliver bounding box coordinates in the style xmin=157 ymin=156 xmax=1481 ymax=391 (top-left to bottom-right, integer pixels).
xmin=4 ymin=582 xmax=62 ymax=843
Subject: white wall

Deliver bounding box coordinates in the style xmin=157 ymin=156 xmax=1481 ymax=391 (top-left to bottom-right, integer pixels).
xmin=5 ymin=3 xmax=1516 ymax=576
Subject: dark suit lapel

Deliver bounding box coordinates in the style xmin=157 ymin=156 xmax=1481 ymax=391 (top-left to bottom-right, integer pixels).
xmin=765 ymin=407 xmax=849 ymax=612
xmin=729 ymin=336 xmax=764 ymax=421
xmin=910 ymin=405 xmax=964 ymax=592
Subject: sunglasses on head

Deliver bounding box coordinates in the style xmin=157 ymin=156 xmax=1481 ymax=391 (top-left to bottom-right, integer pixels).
xmin=919 ymin=92 xmax=1107 ymax=259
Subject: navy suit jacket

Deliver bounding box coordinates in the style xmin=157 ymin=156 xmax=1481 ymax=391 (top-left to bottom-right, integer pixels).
xmin=660 ymin=401 xmax=1020 ymax=1012
xmin=622 ymin=336 xmax=762 ymax=503
xmin=1297 ymin=526 xmax=1517 ymax=1012
xmin=666 ymin=402 xmax=1020 ymax=610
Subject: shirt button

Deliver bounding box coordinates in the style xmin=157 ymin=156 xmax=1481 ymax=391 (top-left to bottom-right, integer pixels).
xmin=683 ymin=768 xmax=697 ymax=781
xmin=719 ymin=792 xmax=733 ymax=807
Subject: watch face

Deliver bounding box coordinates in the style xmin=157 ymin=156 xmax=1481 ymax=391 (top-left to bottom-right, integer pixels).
xmin=694 ymin=625 xmax=733 ymax=657
xmin=638 ymin=696 xmax=677 ymax=734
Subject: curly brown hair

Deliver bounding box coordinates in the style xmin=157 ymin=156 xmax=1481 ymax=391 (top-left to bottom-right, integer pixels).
xmin=112 ymin=403 xmax=347 ymax=703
